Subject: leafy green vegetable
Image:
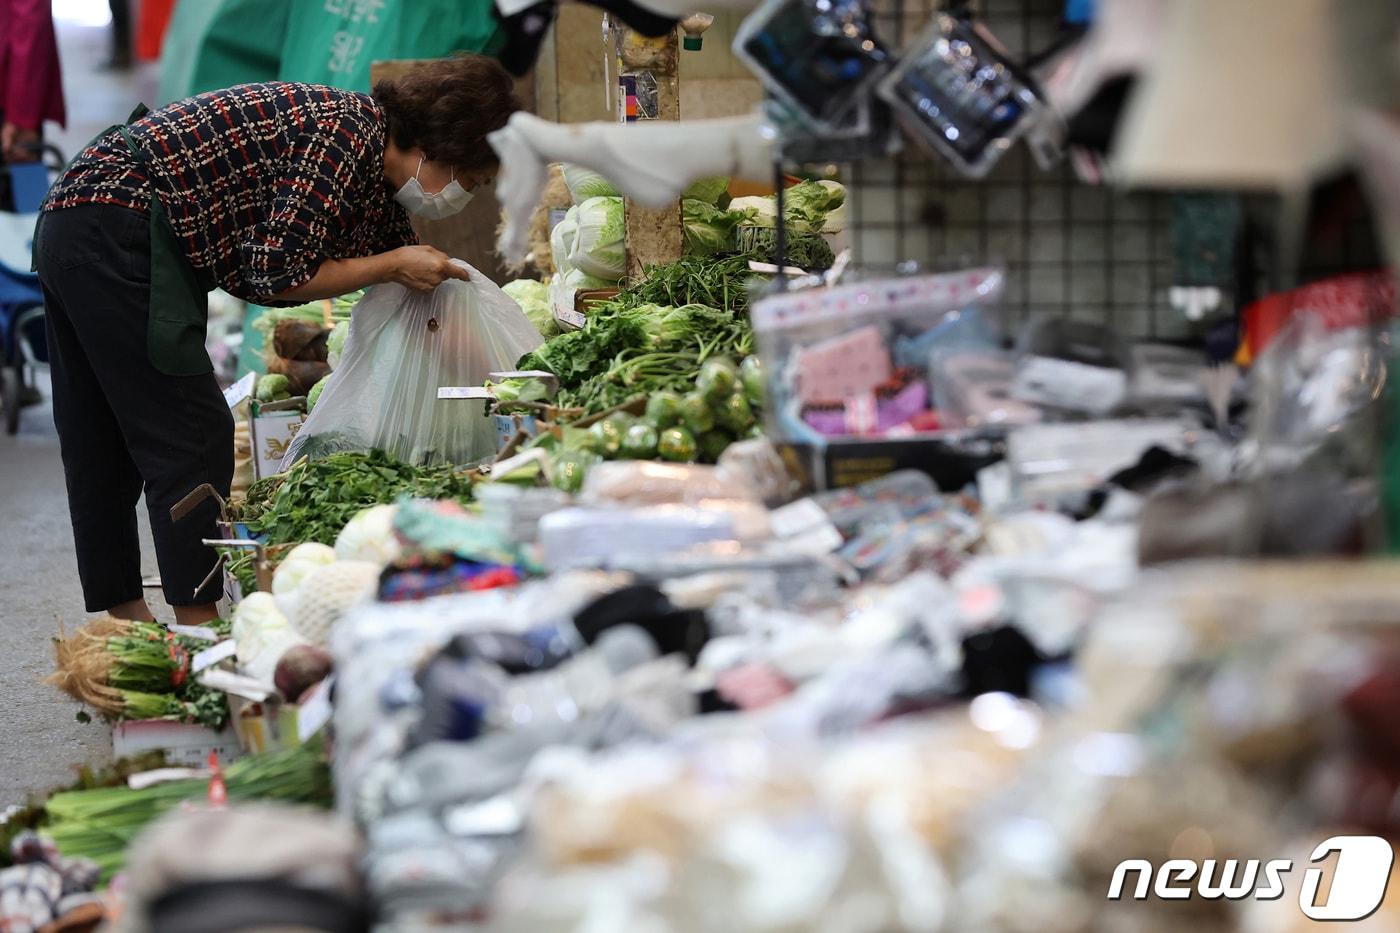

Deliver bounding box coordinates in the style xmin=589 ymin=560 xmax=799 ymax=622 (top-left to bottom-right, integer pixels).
xmin=561 ymin=268 xmax=622 ymax=291
xmin=682 ymin=176 xmax=730 ymax=205
xmin=616 ymin=252 xmax=767 ymax=316
xmin=514 ymin=254 xmax=766 ymax=418
xmin=256 ymin=374 xmax=291 ymax=403
xmin=44 ymin=739 xmax=332 ymax=882
xmin=732 ymin=180 xmax=843 ymax=236
xmin=570 ymin=196 xmax=626 ymax=280
xmin=551 ymin=206 xmax=579 ymax=275
xmin=503 ymin=279 xmax=549 ymax=305
xmin=307 ymin=375 xmax=330 ymax=412
xmin=489 ymin=377 xmax=551 ymax=407
xmin=503 ymin=278 xmax=559 ymax=337
xmin=734 ymin=227 xmax=835 ymax=271
xmin=327 ymin=321 xmax=350 ymax=369
xmin=231 ymin=449 xmax=475 ymax=546
xmin=252 ymin=300 xmax=351 ymax=339
xmin=683 ymin=198 xmax=742 ymax=257
xmin=562 ymin=163 xmax=621 ymax=202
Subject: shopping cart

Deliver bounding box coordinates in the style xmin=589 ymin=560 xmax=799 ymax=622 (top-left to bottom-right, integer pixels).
xmin=0 ymin=149 xmax=63 ymax=435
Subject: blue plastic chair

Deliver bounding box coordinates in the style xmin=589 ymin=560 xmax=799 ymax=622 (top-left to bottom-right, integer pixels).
xmin=0 ymin=155 xmax=60 ymax=434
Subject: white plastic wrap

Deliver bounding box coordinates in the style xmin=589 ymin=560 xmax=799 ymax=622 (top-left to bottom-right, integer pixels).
xmin=282 ymin=264 xmax=542 ymax=468
xmin=581 ymin=461 xmax=762 ymax=507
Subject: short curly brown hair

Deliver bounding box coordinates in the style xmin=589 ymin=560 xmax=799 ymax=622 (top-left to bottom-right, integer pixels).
xmin=373 ymin=54 xmax=521 ymax=173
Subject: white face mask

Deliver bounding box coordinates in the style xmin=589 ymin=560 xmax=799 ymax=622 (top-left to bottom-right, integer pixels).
xmin=394 ymin=157 xmax=474 ymax=220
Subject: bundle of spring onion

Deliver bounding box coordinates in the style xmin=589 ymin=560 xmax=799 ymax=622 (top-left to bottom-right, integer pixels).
xmin=47 ymin=618 xmax=231 ymax=730
xmin=43 ymin=739 xmax=332 ymax=882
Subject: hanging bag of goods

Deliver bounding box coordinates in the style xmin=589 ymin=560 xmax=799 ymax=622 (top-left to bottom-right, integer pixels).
xmin=282 ymin=262 xmax=543 ymax=469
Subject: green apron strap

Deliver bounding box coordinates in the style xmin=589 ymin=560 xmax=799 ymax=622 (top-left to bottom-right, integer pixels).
xmin=119 ymin=109 xmax=214 ymax=378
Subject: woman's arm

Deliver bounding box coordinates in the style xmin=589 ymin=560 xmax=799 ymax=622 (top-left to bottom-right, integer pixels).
xmin=269 ymin=244 xmax=470 ymax=302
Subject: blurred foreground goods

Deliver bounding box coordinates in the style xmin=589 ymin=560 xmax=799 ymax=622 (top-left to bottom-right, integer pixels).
xmin=15 ymin=1 xmax=1400 ymax=930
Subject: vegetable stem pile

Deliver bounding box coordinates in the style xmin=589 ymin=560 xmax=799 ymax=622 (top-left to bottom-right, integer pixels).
xmin=231 ymin=449 xmax=476 ymax=548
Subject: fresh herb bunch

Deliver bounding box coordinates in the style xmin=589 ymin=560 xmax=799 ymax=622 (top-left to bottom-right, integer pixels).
xmin=49 ymin=619 xmax=234 ymax=730
xmin=0 ymin=752 xmax=169 ymax=869
xmin=513 ymin=252 xmax=767 ymax=418
xmin=43 ymin=738 xmax=332 ymax=882
xmin=611 ymin=251 xmax=768 ymax=316
xmin=233 ymin=449 xmax=475 ymax=546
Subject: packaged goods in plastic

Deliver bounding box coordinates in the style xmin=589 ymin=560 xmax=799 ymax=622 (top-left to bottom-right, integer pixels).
xmin=751 ymin=267 xmax=1007 ymax=444
xmin=283 ymin=265 xmax=542 ymax=469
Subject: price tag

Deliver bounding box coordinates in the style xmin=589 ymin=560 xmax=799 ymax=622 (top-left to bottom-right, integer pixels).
xmin=296 ymin=676 xmax=334 ymax=740
xmin=223 ymin=372 xmax=256 ymax=408
xmin=437 ymin=386 xmax=494 ymax=400
xmin=168 ymin=623 xmax=220 ymax=642
xmin=198 ymin=668 xmax=272 ymax=702
xmin=489 ymin=370 xmax=555 ymax=381
xmin=490 ymin=447 xmax=549 ymax=480
xmin=128 ymin=767 xmax=207 ymax=790
xmin=556 ymin=308 xmax=587 ymax=330
xmin=192 ymin=639 xmax=238 ymax=674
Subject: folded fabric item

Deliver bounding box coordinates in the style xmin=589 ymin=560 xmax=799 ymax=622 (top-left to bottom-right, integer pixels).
xmin=379 ymin=560 xmax=522 ymax=603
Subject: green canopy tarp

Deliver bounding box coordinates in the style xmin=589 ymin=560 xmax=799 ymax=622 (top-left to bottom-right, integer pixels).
xmin=158 ymin=0 xmax=291 ymax=104
xmin=277 ymin=0 xmax=503 ymax=92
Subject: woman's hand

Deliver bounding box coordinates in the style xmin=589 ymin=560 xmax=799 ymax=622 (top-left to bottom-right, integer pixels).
xmin=270 ymin=248 xmax=469 ymax=302
xmin=388 ymin=245 xmax=471 ymax=292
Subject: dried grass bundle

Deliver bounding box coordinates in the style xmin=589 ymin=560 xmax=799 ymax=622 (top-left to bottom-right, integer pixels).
xmin=47 ymin=616 xmax=130 ymax=716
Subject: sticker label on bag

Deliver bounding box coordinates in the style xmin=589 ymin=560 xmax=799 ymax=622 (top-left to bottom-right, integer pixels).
xmin=296 ymin=676 xmax=334 ymax=739
xmin=168 ymin=623 xmax=220 ymax=642
xmin=223 ymin=372 xmax=256 ymax=408
xmin=192 ymin=640 xmax=238 ymax=674
xmin=556 ymin=308 xmax=587 ymax=330
xmin=437 ymin=386 xmax=494 ymax=400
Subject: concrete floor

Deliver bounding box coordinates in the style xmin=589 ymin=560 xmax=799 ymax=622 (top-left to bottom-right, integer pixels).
xmin=0 ymin=13 xmax=161 ymax=807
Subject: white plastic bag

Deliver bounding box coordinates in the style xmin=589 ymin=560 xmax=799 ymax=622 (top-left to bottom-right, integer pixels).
xmin=282 ymin=262 xmax=543 ymax=468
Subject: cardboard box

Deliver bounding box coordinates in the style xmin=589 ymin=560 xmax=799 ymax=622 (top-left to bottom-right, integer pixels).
xmin=228 ymin=696 xmax=302 ymax=754
xmin=112 ymin=719 xmax=243 ymax=767
xmin=249 ymin=404 xmax=306 ymax=480
xmin=493 ymin=412 xmax=540 ymax=452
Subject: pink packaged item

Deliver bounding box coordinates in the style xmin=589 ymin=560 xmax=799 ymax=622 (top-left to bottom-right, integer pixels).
xmin=792 ymin=325 xmax=893 ymax=405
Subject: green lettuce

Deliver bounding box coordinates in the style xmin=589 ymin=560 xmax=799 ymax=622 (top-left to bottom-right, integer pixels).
xmin=568 ymin=196 xmax=626 ymax=281
xmin=503 ymin=279 xmax=558 ymax=337
xmin=561 ymin=163 xmax=621 ymax=203
xmin=682 ymin=198 xmax=741 ymax=257
xmin=682 ymin=176 xmax=729 ymax=205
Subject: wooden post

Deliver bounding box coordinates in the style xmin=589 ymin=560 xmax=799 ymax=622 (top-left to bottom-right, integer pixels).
xmin=369 ymin=59 xmax=535 ymax=285
xmin=614 ymin=26 xmax=683 ymax=279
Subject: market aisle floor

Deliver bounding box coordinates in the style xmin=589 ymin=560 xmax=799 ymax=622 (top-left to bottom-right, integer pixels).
xmin=0 ymin=12 xmax=160 ymax=807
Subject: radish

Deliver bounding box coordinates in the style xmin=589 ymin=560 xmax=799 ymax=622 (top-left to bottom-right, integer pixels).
xmin=274 ymin=645 xmax=334 ymax=702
